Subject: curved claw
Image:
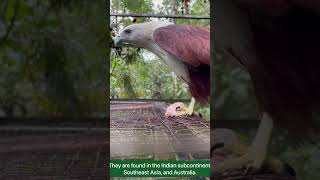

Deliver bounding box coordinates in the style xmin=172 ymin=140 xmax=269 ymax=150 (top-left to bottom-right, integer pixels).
xmin=214 ymin=113 xmax=273 ymax=175
xmin=176 ymin=108 xmax=194 ymax=117
xmin=164 ymin=98 xmax=200 ymax=118
xmin=214 ymin=154 xmax=265 ymax=175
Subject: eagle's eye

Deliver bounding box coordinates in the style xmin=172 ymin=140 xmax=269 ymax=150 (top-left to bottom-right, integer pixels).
xmin=124 ymin=29 xmax=132 ymax=34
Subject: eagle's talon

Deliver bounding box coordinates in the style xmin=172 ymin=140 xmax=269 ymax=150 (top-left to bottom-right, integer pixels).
xmin=214 ymin=153 xmax=265 ymax=175
xmin=176 ymin=108 xmax=195 ymax=117
xmin=213 ymin=143 xmax=266 ymax=175
xmin=165 ymin=98 xmax=199 ymax=118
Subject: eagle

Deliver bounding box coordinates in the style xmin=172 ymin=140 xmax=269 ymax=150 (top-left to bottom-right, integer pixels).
xmin=114 ymin=21 xmax=210 ymax=117
xmin=213 ymin=0 xmax=320 ymax=174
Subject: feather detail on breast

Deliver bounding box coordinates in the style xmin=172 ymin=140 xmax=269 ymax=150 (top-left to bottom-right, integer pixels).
xmin=153 ymin=24 xmax=210 ymax=104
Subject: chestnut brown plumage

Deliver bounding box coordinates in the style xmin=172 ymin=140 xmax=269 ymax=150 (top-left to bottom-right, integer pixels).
xmin=154 ymin=25 xmax=210 ymax=104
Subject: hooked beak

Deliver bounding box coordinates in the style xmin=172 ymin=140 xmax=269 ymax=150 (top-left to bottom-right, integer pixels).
xmin=114 ymin=36 xmax=130 ymax=47
xmin=114 ymin=36 xmax=123 ymax=46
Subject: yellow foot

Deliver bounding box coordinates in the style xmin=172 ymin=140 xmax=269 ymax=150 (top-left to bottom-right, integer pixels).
xmin=176 ymin=97 xmax=197 ymax=117
xmin=176 ymin=108 xmax=194 ymax=117
xmin=164 ymin=98 xmax=201 ymax=118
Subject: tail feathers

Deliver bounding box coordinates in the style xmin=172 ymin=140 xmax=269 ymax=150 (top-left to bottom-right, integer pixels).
xmin=187 ymin=64 xmax=210 ymax=104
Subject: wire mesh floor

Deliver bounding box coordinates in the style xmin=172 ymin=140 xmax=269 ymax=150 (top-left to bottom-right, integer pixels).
xmin=0 ymin=127 xmax=107 ymax=179
xmin=110 ymin=101 xmax=210 ymax=160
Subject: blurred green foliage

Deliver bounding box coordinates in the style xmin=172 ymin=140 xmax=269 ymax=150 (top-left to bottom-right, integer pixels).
xmin=0 ymin=0 xmax=106 ymax=116
xmin=213 ymin=52 xmax=257 ymax=118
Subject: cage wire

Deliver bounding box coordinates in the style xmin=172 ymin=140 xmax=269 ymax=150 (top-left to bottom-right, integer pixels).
xmin=0 ymin=129 xmax=106 ymax=179
xmin=110 ymin=101 xmax=210 ymax=160
xmin=109 ymin=11 xmax=210 ymax=35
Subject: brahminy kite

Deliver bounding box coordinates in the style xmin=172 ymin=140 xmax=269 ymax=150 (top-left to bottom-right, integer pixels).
xmin=114 ymin=21 xmax=210 ymax=117
xmin=213 ymin=0 xmax=320 ymax=174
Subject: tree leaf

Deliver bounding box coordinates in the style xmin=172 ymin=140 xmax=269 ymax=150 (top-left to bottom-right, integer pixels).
xmin=5 ymin=0 xmax=17 ymax=21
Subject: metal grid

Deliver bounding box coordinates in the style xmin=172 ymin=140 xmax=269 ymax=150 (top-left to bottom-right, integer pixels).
xmin=0 ymin=130 xmax=107 ymax=179
xmin=110 ymin=101 xmax=210 ymax=160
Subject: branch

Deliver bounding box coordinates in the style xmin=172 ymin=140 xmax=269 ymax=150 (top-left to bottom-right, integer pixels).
xmin=110 ymin=13 xmax=210 ymax=19
xmin=110 ymin=59 xmax=117 ymax=77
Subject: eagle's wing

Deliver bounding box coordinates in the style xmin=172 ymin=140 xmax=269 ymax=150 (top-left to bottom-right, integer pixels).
xmin=153 ymin=25 xmax=210 ymax=67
